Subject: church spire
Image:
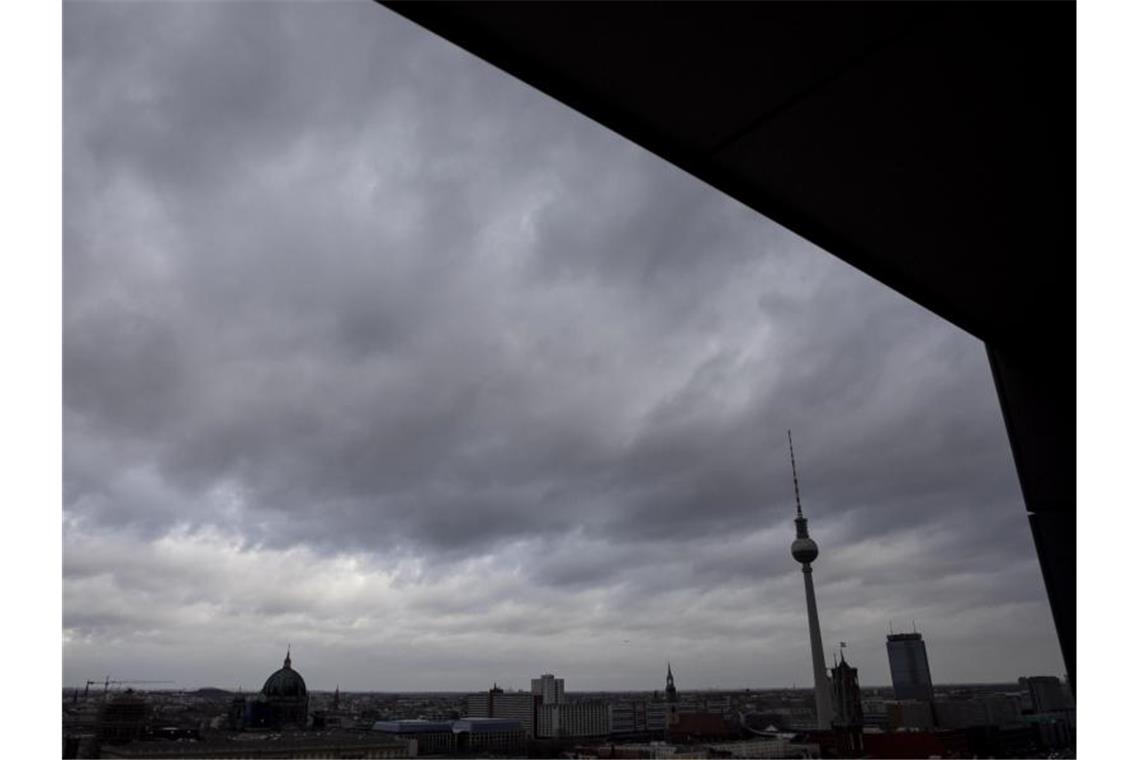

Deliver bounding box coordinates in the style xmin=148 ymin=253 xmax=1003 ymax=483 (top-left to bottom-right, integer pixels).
xmin=284 ymin=645 xmax=292 ymax=669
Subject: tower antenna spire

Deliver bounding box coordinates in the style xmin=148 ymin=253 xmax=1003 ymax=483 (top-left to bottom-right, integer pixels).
xmin=788 ymin=430 xmax=803 ymax=518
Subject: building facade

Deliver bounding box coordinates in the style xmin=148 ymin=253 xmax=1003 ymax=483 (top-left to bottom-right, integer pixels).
xmin=1022 ymin=675 xmax=1073 ymax=713
xmin=372 ymin=720 xmax=457 ymax=755
xmin=886 ymin=632 xmax=935 ymax=702
xmin=829 ymin=653 xmax=864 ymax=756
xmin=885 ymin=699 xmax=935 ymax=730
xmin=452 ymin=718 xmax=526 ymax=754
xmin=464 ymin=686 xmax=537 ymax=738
xmin=99 ymin=735 xmax=410 ymax=759
xmin=531 ymin=673 xmax=565 ymax=705
xmin=249 ymin=649 xmax=310 ymax=729
xmin=536 ymin=701 xmax=611 ymax=738
xmin=611 ymin=701 xmax=670 ymax=735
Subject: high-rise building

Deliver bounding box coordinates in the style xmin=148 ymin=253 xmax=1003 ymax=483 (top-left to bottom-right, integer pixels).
xmin=531 ymin=673 xmax=565 ymax=705
xmin=886 ymin=632 xmax=935 ymax=702
xmin=465 ymin=685 xmax=538 ymax=738
xmin=787 ymin=431 xmax=834 ymax=729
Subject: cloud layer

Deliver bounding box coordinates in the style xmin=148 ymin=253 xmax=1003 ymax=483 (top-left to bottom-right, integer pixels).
xmin=63 ymin=1 xmax=1064 ymax=691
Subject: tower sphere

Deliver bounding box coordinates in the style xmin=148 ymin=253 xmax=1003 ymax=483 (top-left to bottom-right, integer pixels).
xmin=791 ymin=536 xmax=819 ymax=564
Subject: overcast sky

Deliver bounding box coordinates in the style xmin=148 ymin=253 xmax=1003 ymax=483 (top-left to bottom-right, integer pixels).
xmin=62 ymin=0 xmax=1065 ymax=693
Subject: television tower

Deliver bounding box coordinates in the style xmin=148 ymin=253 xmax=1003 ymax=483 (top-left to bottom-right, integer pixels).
xmin=787 ymin=430 xmax=834 ymax=729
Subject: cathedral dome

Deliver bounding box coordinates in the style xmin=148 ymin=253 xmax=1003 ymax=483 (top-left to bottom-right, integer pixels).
xmin=262 ymin=650 xmax=307 ymax=699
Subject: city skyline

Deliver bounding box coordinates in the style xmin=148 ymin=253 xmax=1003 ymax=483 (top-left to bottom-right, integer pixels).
xmin=63 ymin=1 xmax=1065 ymax=693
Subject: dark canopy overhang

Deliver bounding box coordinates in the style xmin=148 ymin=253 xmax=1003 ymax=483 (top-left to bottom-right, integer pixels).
xmin=378 ymin=1 xmax=1075 ymax=688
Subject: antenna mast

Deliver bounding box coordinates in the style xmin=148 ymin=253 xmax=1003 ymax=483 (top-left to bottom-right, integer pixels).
xmin=788 ymin=430 xmax=803 ymax=517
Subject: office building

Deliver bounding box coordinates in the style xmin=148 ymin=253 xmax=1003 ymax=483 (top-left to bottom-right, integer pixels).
xmin=886 ymin=632 xmax=935 ymax=702
xmin=531 ymin=673 xmax=565 ymax=705
xmin=537 ymin=701 xmax=611 ymax=738
xmin=610 ymin=701 xmax=670 ymax=735
xmin=452 ymin=718 xmax=526 ymax=754
xmin=465 ymin=685 xmax=538 ymax=738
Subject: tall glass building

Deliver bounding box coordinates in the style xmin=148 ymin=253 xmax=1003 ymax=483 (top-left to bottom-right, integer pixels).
xmin=886 ymin=632 xmax=935 ymax=702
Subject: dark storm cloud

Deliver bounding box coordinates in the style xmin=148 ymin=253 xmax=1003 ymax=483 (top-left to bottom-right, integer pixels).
xmin=63 ymin=1 xmax=1063 ymax=688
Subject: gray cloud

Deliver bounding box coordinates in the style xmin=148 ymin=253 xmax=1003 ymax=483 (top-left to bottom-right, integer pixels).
xmin=63 ymin=1 xmax=1064 ymax=690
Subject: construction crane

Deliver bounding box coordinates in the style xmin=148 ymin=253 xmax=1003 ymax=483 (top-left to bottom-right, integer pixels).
xmin=83 ymin=677 xmax=174 ymax=698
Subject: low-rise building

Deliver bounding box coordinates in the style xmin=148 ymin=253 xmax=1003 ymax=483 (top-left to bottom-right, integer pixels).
xmin=98 ymin=733 xmax=411 ymax=759
xmin=702 ymin=739 xmax=818 ymax=758
xmin=452 ymin=717 xmax=525 ymax=754
xmin=884 ymin=699 xmax=933 ymax=729
xmin=373 ymin=719 xmax=457 ymax=755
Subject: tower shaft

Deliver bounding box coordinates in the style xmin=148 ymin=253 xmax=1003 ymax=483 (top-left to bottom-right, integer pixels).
xmin=801 ymin=564 xmax=834 ymax=728
xmin=786 ymin=431 xmax=834 ymax=729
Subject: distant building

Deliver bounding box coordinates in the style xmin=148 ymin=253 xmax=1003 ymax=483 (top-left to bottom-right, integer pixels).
xmin=666 ymin=711 xmax=738 ymax=742
xmin=1018 ymin=676 xmax=1075 ymax=750
xmin=96 ymin=690 xmax=148 ymax=746
xmin=600 ymin=743 xmax=714 ymax=759
xmin=226 ymin=693 xmax=246 ymax=731
xmin=829 ymin=652 xmax=863 ymax=756
xmin=885 ymin=632 xmax=935 ymax=702
xmin=885 ymin=699 xmax=934 ymax=729
xmin=861 ymin=729 xmax=970 ymax=759
xmin=537 ymin=701 xmax=611 ymax=738
xmin=531 ymin=673 xmax=565 ymax=705
xmin=932 ymin=698 xmax=990 ymax=729
xmin=99 ymin=733 xmax=410 ymax=758
xmin=829 ymin=653 xmax=862 ymax=728
xmin=1022 ymin=675 xmax=1073 ymax=713
xmin=611 ymin=701 xmax=670 ymax=735
xmin=979 ymin=693 xmax=1024 ymax=727
xmin=860 ymin=695 xmax=888 ymax=729
xmin=665 ymin=663 xmax=678 ymax=704
xmin=452 ymin=717 xmax=526 ymax=754
xmin=464 ymin=685 xmax=537 ymax=737
xmin=372 ymin=720 xmax=457 ymax=755
xmin=246 ymin=648 xmax=309 ymax=729
xmin=701 ymin=739 xmax=816 ymax=759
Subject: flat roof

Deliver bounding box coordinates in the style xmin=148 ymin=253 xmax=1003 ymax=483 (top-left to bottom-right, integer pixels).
xmin=373 ymin=720 xmax=454 ymax=733
xmin=453 ymin=717 xmax=525 ymax=733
